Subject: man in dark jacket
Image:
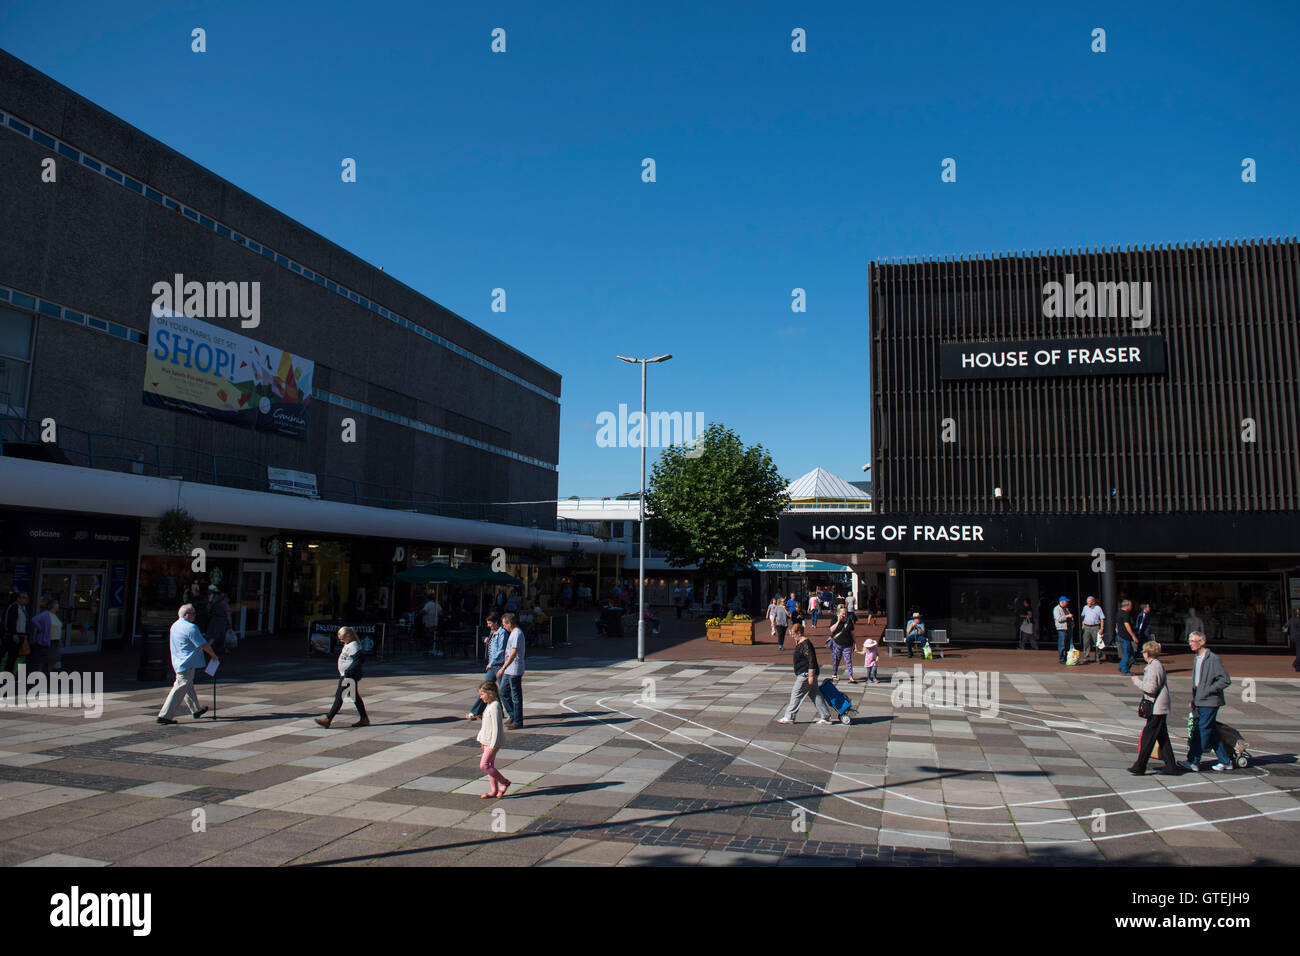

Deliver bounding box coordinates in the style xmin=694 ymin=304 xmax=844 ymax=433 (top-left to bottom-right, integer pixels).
xmin=1180 ymin=631 xmax=1234 ymax=772
xmin=1285 ymin=608 xmax=1300 ymax=673
xmin=777 ymin=623 xmax=832 ymax=724
xmin=2 ymin=592 xmax=30 ymax=675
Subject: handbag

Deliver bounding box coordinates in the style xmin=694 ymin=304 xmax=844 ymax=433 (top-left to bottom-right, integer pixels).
xmin=1138 ymin=666 xmax=1165 ymax=718
xmin=18 ymin=637 xmax=30 ymax=657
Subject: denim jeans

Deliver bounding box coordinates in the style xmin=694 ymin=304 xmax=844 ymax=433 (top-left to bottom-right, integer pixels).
xmin=1056 ymin=629 xmax=1071 ymax=662
xmin=1186 ymin=705 xmax=1232 ymax=766
xmin=499 ymin=673 xmax=523 ymax=726
xmin=811 ymin=609 xmax=820 ymax=627
xmin=470 ymin=664 xmax=500 ymax=717
xmin=1118 ymin=637 xmax=1133 ymax=673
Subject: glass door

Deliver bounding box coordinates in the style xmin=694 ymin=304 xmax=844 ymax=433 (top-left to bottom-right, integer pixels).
xmin=240 ymin=563 xmax=275 ymax=634
xmin=37 ymin=566 xmax=106 ymax=653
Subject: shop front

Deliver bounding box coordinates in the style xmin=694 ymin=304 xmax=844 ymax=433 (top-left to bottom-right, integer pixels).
xmin=137 ymin=521 xmax=280 ymax=638
xmin=781 ymin=512 xmax=1300 ymax=648
xmin=0 ymin=509 xmax=137 ymax=653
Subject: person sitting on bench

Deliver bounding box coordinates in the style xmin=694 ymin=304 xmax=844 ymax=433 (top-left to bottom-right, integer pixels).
xmin=904 ymin=611 xmax=927 ymax=659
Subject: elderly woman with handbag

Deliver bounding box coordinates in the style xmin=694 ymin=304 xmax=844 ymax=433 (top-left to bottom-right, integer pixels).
xmin=1128 ymin=641 xmax=1179 ymax=775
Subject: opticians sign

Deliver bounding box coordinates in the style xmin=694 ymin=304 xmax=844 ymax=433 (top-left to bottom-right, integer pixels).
xmin=143 ymin=308 xmax=314 ymax=439
xmin=939 ymin=335 xmax=1165 ymax=380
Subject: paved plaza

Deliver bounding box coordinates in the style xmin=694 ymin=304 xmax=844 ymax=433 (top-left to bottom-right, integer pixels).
xmin=1 ymin=652 xmax=1298 ymax=867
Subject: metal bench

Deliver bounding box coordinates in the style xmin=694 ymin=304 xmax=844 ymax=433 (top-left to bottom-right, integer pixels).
xmin=882 ymin=628 xmax=906 ymax=655
xmin=882 ymin=627 xmax=948 ymax=657
xmin=928 ymin=629 xmax=949 ymax=658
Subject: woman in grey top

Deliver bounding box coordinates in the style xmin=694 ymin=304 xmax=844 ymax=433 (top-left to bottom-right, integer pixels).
xmin=206 ymin=590 xmax=231 ymax=653
xmin=1128 ymin=641 xmax=1178 ymax=775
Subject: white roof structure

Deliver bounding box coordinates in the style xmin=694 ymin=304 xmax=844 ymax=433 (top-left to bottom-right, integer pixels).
xmin=784 ymin=468 xmax=872 ymax=510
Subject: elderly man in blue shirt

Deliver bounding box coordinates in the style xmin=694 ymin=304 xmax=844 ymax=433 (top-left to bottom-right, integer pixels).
xmin=158 ymin=604 xmax=219 ymax=725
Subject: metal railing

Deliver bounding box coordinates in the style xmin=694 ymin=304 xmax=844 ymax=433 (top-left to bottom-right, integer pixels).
xmin=0 ymin=417 xmax=549 ymax=528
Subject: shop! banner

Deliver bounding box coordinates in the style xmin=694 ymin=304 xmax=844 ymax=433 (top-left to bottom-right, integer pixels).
xmin=143 ymin=309 xmax=313 ymax=439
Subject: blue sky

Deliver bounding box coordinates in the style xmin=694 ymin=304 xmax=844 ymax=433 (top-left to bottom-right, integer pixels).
xmin=3 ymin=1 xmax=1297 ymax=498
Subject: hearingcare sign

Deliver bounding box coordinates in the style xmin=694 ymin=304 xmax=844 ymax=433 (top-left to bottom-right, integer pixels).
xmin=939 ymin=335 xmax=1165 ymax=380
xmin=143 ymin=308 xmax=313 ymax=439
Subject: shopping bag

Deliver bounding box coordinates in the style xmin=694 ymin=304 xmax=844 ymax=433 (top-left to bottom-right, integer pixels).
xmin=1066 ymin=647 xmax=1080 ymax=666
xmin=225 ymin=628 xmax=238 ymax=649
xmin=922 ymin=642 xmax=933 ymax=660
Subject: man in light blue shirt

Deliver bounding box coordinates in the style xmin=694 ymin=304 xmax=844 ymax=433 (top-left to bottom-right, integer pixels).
xmin=158 ymin=604 xmax=218 ymax=724
xmin=497 ymin=612 xmax=526 ymax=728
xmin=1079 ymin=596 xmax=1106 ymax=663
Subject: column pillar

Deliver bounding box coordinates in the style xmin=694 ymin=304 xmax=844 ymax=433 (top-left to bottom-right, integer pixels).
xmin=1100 ymin=555 xmax=1118 ymax=644
xmin=886 ymin=555 xmax=903 ymax=630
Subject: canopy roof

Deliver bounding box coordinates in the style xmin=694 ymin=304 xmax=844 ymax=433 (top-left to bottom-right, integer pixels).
xmin=752 ymin=558 xmax=852 ymax=573
xmin=785 ymin=467 xmax=870 ymax=502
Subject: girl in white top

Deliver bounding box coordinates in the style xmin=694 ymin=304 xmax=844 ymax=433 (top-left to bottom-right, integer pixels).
xmin=476 ymin=681 xmax=511 ymax=798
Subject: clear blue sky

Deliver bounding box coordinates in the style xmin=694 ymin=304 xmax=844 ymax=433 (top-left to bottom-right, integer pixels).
xmin=3 ymin=1 xmax=1297 ymax=498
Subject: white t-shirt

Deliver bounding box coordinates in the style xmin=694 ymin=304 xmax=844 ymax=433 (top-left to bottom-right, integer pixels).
xmin=422 ymin=600 xmax=441 ymax=628
xmin=503 ymin=628 xmax=526 ymax=676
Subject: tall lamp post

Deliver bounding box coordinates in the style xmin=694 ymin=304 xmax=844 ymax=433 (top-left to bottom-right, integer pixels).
xmin=617 ymin=353 xmax=672 ymax=662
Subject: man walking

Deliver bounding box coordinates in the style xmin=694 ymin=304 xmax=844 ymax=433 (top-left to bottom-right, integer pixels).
xmin=1136 ymin=602 xmax=1153 ymax=647
xmin=1079 ymin=595 xmax=1105 ymax=664
xmin=27 ymin=599 xmax=58 ymax=677
xmin=808 ymin=592 xmax=820 ymax=628
xmin=1053 ymin=596 xmax=1074 ymax=664
xmin=1114 ymin=599 xmax=1139 ymax=674
xmin=1180 ymin=631 xmax=1234 ymax=772
xmin=422 ymin=591 xmax=443 ymax=657
xmin=1285 ymin=608 xmax=1300 ymax=673
xmin=158 ymin=604 xmax=218 ymax=725
xmin=497 ymin=611 xmax=525 ymax=729
xmin=2 ymin=591 xmax=29 ymax=675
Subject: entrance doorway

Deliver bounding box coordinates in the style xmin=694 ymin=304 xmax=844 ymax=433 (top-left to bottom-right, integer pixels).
xmin=240 ymin=562 xmax=275 ymax=634
xmin=38 ymin=563 xmax=106 ymax=653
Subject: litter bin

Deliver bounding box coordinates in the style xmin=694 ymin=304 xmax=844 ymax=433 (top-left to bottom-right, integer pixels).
xmin=550 ymin=614 xmax=569 ymax=646
xmin=599 ymin=607 xmax=623 ymax=637
xmin=138 ymin=631 xmax=168 ymax=681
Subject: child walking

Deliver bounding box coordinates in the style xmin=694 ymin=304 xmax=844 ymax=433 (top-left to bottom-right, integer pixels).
xmin=476 ymin=681 xmax=511 ymax=798
xmin=315 ymin=626 xmax=370 ymax=728
xmin=859 ymin=637 xmax=880 ymax=683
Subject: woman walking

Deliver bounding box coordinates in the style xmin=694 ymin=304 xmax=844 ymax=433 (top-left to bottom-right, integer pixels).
xmin=476 ymin=681 xmax=511 ymax=798
xmin=207 ymin=588 xmax=231 ymax=655
xmin=1128 ymin=641 xmax=1178 ymax=775
xmin=827 ymin=607 xmax=857 ymax=682
xmin=777 ymin=622 xmax=833 ymax=725
xmin=315 ymin=626 xmax=370 ymax=728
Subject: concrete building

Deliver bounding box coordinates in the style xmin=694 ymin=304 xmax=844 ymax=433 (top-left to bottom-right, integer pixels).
xmin=0 ymin=51 xmax=615 ymax=651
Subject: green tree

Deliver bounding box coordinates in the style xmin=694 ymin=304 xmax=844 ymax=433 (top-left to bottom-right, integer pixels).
xmin=644 ymin=423 xmax=788 ymax=580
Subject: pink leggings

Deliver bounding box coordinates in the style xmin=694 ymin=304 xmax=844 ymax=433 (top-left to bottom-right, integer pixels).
xmin=481 ymin=746 xmax=510 ymax=791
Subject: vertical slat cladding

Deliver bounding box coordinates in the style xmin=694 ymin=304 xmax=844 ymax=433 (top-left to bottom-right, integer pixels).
xmin=1188 ymin=243 xmax=1205 ymax=510
xmin=1207 ymin=242 xmax=1229 ymax=511
xmin=1256 ymin=239 xmax=1282 ymax=510
xmin=1175 ymin=242 xmax=1193 ymax=510
xmin=1274 ymin=240 xmax=1300 ymax=509
xmin=1235 ymin=240 xmax=1258 ymax=510
xmin=1126 ymin=242 xmax=1143 ymax=513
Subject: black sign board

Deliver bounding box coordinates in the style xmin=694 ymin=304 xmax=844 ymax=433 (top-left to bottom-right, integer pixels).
xmin=939 ymin=335 xmax=1166 ymax=380
xmin=308 ymin=621 xmax=384 ymax=657
xmin=0 ymin=510 xmax=138 ymax=558
xmin=780 ymin=511 xmax=1300 ymax=556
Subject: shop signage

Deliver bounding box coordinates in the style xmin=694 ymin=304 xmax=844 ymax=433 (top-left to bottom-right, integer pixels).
xmin=781 ymin=512 xmax=1300 ymax=555
xmin=143 ymin=308 xmax=313 ymax=439
xmin=268 ymin=467 xmax=318 ymax=497
xmin=939 ymin=335 xmax=1165 ymax=380
xmin=0 ymin=513 xmax=137 ymax=558
xmin=141 ymin=523 xmax=265 ymax=560
xmin=308 ymin=621 xmax=384 ymax=657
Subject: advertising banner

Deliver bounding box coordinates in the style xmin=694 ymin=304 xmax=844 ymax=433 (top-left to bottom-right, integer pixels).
xmin=143 ymin=309 xmax=313 ymax=439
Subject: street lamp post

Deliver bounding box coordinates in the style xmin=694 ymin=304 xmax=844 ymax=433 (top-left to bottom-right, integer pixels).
xmin=617 ymin=353 xmax=672 ymax=662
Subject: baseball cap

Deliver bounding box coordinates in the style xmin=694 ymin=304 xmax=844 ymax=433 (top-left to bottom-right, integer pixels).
xmin=1058 ymin=595 xmax=1069 ymax=603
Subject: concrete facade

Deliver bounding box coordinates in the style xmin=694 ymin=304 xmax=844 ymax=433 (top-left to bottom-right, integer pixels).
xmin=0 ymin=50 xmax=558 ymax=529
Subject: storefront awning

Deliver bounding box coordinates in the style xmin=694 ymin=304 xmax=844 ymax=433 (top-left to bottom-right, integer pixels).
xmin=0 ymin=458 xmax=623 ymax=555
xmin=752 ymin=558 xmax=852 ymax=573
xmin=395 ymin=565 xmax=521 ymax=586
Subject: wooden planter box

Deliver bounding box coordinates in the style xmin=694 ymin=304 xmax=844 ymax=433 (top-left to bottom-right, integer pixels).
xmin=706 ymin=625 xmax=723 ymax=642
xmin=721 ymin=620 xmax=754 ymax=645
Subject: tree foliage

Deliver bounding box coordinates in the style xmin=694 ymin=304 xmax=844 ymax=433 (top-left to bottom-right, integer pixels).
xmin=644 ymin=423 xmax=788 ymax=579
